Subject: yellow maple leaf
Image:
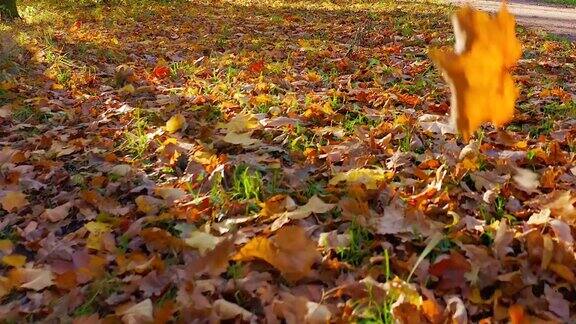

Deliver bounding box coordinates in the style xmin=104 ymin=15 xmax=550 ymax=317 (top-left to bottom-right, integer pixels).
xmin=234 ymin=226 xmax=320 ymax=281
xmin=429 ymin=4 xmax=521 ymax=141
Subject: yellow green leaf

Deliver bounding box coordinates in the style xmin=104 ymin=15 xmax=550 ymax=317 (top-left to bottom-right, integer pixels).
xmin=165 ymin=113 xmax=186 ymax=133
xmin=2 ymin=254 xmax=26 ymax=267
xmin=85 ymin=221 xmax=112 ymax=250
xmin=329 ymin=168 xmax=392 ymax=190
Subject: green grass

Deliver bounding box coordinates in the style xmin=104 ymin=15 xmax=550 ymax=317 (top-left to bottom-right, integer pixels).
xmin=356 ymin=250 xmax=394 ymax=324
xmin=231 ymin=164 xmax=263 ymax=201
xmin=544 ymin=0 xmax=576 ymax=5
xmin=72 ymin=275 xmax=121 ymax=317
xmin=119 ymin=109 xmax=150 ymax=158
xmin=337 ymin=221 xmax=373 ymax=267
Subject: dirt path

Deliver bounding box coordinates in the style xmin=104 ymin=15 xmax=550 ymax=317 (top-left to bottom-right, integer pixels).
xmin=447 ymin=0 xmax=576 ymax=38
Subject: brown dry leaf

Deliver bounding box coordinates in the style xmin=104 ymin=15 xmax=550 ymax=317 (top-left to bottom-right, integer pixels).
xmin=116 ymin=298 xmax=154 ymax=324
xmin=0 ymin=191 xmax=29 ymax=212
xmin=9 ymin=267 xmax=54 ymax=291
xmin=135 ymin=195 xmax=163 ymax=215
xmin=429 ymin=4 xmax=521 ymax=140
xmin=41 ymin=202 xmax=73 ymax=222
xmin=212 ymin=299 xmax=254 ymax=321
xmin=234 ymin=226 xmax=320 ymax=281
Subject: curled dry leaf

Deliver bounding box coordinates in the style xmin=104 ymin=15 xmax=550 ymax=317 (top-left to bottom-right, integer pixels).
xmin=271 ymin=195 xmax=335 ymax=231
xmin=234 ymin=225 xmax=320 ymax=281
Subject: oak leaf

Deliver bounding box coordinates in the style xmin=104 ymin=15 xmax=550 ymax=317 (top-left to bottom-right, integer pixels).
xmin=270 ymin=195 xmax=335 ymax=231
xmin=234 ymin=226 xmax=320 ymax=281
xmin=429 ymin=4 xmax=521 ymax=140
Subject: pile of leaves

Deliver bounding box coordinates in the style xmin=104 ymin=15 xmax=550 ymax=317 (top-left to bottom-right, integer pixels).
xmin=0 ymin=0 xmax=575 ymax=322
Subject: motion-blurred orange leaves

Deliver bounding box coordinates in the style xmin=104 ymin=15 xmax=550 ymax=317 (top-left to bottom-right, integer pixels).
xmin=430 ymin=4 xmax=521 ymax=141
xmin=234 ymin=226 xmax=320 ymax=281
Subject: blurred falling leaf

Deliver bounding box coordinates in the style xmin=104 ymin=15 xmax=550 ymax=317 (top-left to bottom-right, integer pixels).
xmin=429 ymin=4 xmax=521 ymax=140
xmin=0 ymin=191 xmax=29 ymax=212
xmin=165 ymin=113 xmax=186 ymax=133
xmin=234 ymin=226 xmax=320 ymax=281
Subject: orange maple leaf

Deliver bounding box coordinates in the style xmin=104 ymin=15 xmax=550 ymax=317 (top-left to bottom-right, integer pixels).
xmin=429 ymin=4 xmax=521 ymax=141
xmin=234 ymin=226 xmax=320 ymax=281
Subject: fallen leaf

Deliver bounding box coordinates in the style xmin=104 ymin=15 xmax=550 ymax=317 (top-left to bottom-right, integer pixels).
xmin=544 ymin=285 xmax=569 ymax=320
xmin=184 ymin=230 xmax=220 ymax=255
xmin=234 ymin=226 xmax=320 ymax=281
xmin=271 ymin=195 xmax=335 ymax=231
xmin=219 ymin=112 xmax=260 ymax=133
xmin=429 ymin=4 xmax=521 ymax=140
xmin=222 ymin=131 xmax=260 ymax=146
xmin=0 ymin=191 xmax=29 ymax=212
xmin=513 ymin=168 xmax=539 ymax=192
xmin=212 ymin=299 xmax=254 ymax=321
xmin=153 ymin=65 xmax=170 ymax=79
xmin=41 ymin=202 xmax=73 ymax=222
xmin=9 ymin=267 xmax=54 ymax=291
xmin=85 ymin=221 xmax=112 ymax=250
xmin=329 ymin=168 xmax=392 ymax=190
xmin=135 ymin=195 xmax=163 ymax=215
xmin=117 ymin=298 xmax=154 ymax=324
xmin=2 ymin=254 xmax=26 ymax=267
xmin=165 ymin=113 xmax=186 ymax=133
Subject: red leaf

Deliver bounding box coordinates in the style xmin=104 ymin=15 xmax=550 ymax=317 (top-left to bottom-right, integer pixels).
xmin=429 ymin=251 xmax=471 ymax=290
xmin=248 ymin=60 xmax=265 ymax=74
xmin=153 ymin=66 xmax=170 ymax=79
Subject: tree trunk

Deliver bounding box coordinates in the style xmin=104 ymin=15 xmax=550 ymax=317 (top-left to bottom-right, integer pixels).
xmin=0 ymin=0 xmax=19 ymax=20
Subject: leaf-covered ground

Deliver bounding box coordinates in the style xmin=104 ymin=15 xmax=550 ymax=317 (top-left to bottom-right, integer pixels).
xmin=0 ymin=0 xmax=575 ymax=322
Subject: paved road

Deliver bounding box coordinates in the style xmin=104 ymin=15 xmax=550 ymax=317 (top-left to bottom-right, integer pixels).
xmin=447 ymin=0 xmax=576 ymax=39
